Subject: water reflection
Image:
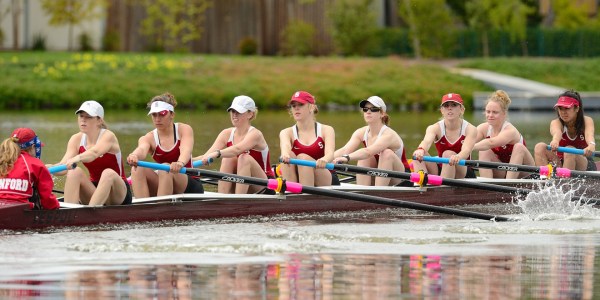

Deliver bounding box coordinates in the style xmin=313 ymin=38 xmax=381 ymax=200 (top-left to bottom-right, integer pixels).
xmin=1 ymin=247 xmax=598 ymax=299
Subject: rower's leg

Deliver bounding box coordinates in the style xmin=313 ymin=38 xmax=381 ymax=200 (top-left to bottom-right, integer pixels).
xmin=296 ymin=153 xmax=316 ymax=186
xmin=88 ymin=169 xmax=127 ymax=206
xmin=219 ymin=156 xmax=238 ymax=194
xmin=375 ymin=149 xmax=404 ymax=186
xmin=508 ymin=143 xmax=535 ymax=179
xmin=357 ymin=157 xmax=377 ymax=186
xmin=478 ymin=150 xmax=498 ymax=178
xmin=235 ymin=154 xmax=266 ymax=194
xmin=64 ymin=167 xmax=95 ymax=204
xmin=130 ymin=167 xmax=158 ymax=198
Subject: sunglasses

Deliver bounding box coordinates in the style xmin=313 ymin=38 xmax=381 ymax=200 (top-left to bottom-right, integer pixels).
xmin=362 ymin=107 xmax=381 ymax=113
xmin=441 ymin=102 xmax=460 ymax=108
xmin=151 ymin=110 xmax=169 ymax=117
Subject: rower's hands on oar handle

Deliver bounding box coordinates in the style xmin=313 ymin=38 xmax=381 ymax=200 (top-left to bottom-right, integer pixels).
xmin=126 ymin=153 xmax=139 ymax=169
xmin=549 ymin=139 xmax=560 ymax=152
xmin=332 ymin=154 xmax=351 ymax=164
xmin=65 ymin=155 xmax=84 ymax=170
xmin=170 ymin=160 xmax=186 ymax=174
xmin=448 ymin=154 xmax=461 ymax=166
xmin=412 ymin=147 xmax=427 ymax=162
xmin=315 ymin=158 xmax=328 ymax=169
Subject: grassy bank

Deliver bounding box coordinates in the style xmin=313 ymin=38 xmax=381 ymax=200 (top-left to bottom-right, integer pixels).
xmin=1 ymin=52 xmax=597 ymax=112
xmin=459 ymin=57 xmax=600 ymax=91
xmin=1 ymin=52 xmax=488 ymax=111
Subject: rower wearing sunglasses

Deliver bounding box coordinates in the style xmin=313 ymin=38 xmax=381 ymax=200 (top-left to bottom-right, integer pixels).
xmin=332 ymin=96 xmax=410 ymax=186
xmin=412 ymin=93 xmax=478 ymax=179
xmin=126 ymin=92 xmax=204 ymax=197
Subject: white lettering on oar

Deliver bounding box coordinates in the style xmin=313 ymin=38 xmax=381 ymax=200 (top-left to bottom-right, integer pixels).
xmin=221 ymin=176 xmax=245 ymax=184
xmin=367 ymin=171 xmax=389 ymax=177
xmin=0 ymin=178 xmax=28 ymax=191
xmin=497 ymin=166 xmax=518 ymax=172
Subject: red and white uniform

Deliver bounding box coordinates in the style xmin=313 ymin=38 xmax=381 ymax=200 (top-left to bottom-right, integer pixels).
xmin=80 ymin=129 xmax=126 ymax=183
xmin=291 ymin=123 xmax=325 ymax=160
xmin=487 ymin=122 xmax=526 ymax=163
xmin=152 ymin=123 xmax=192 ymax=167
xmin=362 ymin=125 xmax=410 ymax=170
xmin=227 ymin=127 xmax=275 ymax=178
xmin=434 ymin=120 xmax=472 ymax=159
xmin=0 ymin=152 xmax=59 ymax=209
xmin=558 ymin=125 xmax=588 ymax=159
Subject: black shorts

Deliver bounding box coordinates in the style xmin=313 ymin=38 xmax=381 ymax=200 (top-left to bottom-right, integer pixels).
xmin=184 ymin=175 xmax=204 ymax=194
xmin=587 ymin=157 xmax=597 ymax=171
xmin=436 ymin=165 xmax=476 ymax=178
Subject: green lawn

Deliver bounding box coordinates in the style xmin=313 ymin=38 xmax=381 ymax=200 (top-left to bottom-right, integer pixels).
xmin=1 ymin=52 xmax=596 ymax=112
xmin=459 ymin=57 xmax=600 ymax=91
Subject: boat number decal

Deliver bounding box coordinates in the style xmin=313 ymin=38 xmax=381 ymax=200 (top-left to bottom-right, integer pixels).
xmin=33 ymin=210 xmax=75 ymax=225
xmin=221 ymin=176 xmax=245 ymax=183
xmin=367 ymin=171 xmax=389 ymax=177
xmin=497 ymin=165 xmax=518 ymax=171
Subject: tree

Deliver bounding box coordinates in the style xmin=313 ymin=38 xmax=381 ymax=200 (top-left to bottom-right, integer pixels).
xmin=550 ymin=0 xmax=590 ymax=29
xmin=40 ymin=0 xmax=106 ymax=50
xmin=139 ymin=0 xmax=212 ymax=53
xmin=398 ymin=0 xmax=455 ymax=58
xmin=466 ymin=0 xmax=533 ymax=57
xmin=11 ymin=0 xmax=21 ymax=50
xmin=328 ymin=0 xmax=378 ymax=56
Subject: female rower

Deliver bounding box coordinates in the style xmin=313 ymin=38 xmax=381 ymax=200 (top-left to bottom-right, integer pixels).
xmin=412 ymin=93 xmax=478 ymax=179
xmin=279 ymin=91 xmax=336 ymax=186
xmin=127 ymin=92 xmax=204 ymax=197
xmin=194 ymin=95 xmax=274 ymax=194
xmin=473 ymin=90 xmax=535 ymax=179
xmin=534 ymin=90 xmax=596 ymax=171
xmin=0 ymin=128 xmax=59 ymax=210
xmin=56 ymin=100 xmax=132 ymax=206
xmin=332 ymin=96 xmax=410 ymax=186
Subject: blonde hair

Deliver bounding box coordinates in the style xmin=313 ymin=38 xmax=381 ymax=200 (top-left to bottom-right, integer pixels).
xmin=249 ymin=109 xmax=258 ymax=121
xmin=148 ymin=92 xmax=178 ymax=108
xmin=486 ymin=90 xmax=511 ymax=114
xmin=0 ymin=137 xmax=21 ymax=177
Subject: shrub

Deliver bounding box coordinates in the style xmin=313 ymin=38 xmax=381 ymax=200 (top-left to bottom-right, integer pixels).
xmin=79 ymin=32 xmax=94 ymax=51
xmin=102 ymin=30 xmax=120 ymax=52
xmin=280 ymin=20 xmax=316 ymax=56
xmin=31 ymin=33 xmax=46 ymax=51
xmin=239 ymin=37 xmax=258 ymax=55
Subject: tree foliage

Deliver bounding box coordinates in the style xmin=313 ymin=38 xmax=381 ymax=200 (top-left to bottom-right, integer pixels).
xmin=551 ymin=0 xmax=592 ymax=29
xmin=466 ymin=0 xmax=533 ymax=56
xmin=139 ymin=0 xmax=212 ymax=53
xmin=40 ymin=0 xmax=106 ymax=50
xmin=398 ymin=0 xmax=455 ymax=58
xmin=328 ymin=0 xmax=378 ymax=56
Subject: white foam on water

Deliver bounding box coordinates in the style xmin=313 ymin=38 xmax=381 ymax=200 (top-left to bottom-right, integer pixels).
xmin=514 ymin=179 xmax=600 ymax=221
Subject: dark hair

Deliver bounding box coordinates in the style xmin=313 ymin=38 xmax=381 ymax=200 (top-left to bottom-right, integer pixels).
xmin=556 ymin=90 xmax=584 ymax=134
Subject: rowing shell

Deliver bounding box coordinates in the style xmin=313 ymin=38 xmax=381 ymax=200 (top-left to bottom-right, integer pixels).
xmin=0 ymin=178 xmax=540 ymax=231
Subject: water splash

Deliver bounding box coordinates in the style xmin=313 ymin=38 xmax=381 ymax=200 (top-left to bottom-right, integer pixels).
xmin=514 ymin=179 xmax=600 ymax=221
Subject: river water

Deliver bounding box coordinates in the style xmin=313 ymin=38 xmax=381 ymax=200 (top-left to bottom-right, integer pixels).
xmin=1 ymin=110 xmax=600 ymax=299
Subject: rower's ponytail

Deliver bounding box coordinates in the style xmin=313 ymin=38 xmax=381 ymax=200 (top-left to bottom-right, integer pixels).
xmin=0 ymin=137 xmax=21 ymax=177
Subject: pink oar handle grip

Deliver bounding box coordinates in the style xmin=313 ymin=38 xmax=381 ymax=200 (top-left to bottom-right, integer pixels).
xmin=266 ymin=179 xmax=303 ymax=194
xmin=555 ymin=168 xmax=572 ymax=178
xmin=409 ymin=173 xmax=443 ymax=186
xmin=539 ymin=165 xmax=550 ymax=176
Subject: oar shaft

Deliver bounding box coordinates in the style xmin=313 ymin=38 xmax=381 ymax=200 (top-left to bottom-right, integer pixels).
xmin=183 ymin=167 xmax=513 ymax=222
xmin=136 ymin=160 xmax=209 ymax=173
xmin=289 ymin=158 xmax=530 ymax=195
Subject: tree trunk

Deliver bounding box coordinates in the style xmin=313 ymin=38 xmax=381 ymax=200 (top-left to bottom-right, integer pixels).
xmin=403 ymin=0 xmax=421 ymax=59
xmin=11 ymin=0 xmax=21 ymax=50
xmin=68 ymin=23 xmax=73 ymax=51
xmin=482 ymin=30 xmax=489 ymax=57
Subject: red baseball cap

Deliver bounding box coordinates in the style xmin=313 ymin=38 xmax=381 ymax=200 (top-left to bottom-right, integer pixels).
xmin=288 ymin=91 xmax=315 ymax=105
xmin=554 ymin=96 xmax=579 ymax=108
xmin=12 ymin=128 xmax=44 ymax=147
xmin=441 ymin=93 xmax=463 ymax=106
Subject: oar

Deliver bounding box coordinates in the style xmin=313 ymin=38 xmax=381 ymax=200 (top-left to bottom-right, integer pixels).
xmin=287 ymin=158 xmax=532 ymax=196
xmin=136 ymin=161 xmax=514 ymax=222
xmin=421 ymin=155 xmax=600 ymax=180
xmin=547 ymin=145 xmax=600 ymax=158
xmin=135 ymin=159 xmax=210 ymax=173
xmin=48 ymin=163 xmax=76 ymax=174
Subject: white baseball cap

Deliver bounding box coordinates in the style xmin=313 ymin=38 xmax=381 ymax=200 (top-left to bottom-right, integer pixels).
xmin=227 ymin=95 xmax=257 ymax=113
xmin=147 ymin=101 xmax=175 ymax=116
xmin=75 ymin=100 xmax=104 ymax=118
xmin=359 ymin=96 xmax=387 ymax=112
